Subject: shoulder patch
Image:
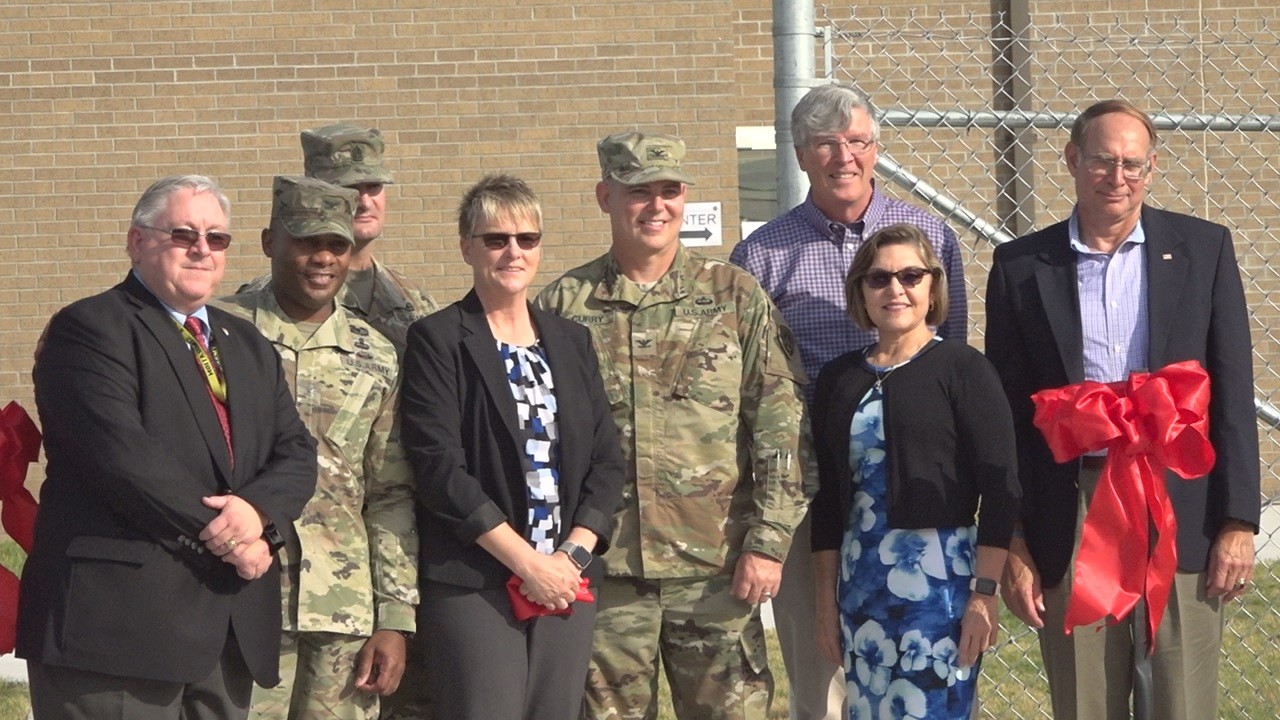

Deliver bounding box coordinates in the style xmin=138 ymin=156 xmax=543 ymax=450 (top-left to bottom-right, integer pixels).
xmin=777 ymin=324 xmax=797 ymax=359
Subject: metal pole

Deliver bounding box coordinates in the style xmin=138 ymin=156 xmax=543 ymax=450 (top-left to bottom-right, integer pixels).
xmin=772 ymin=0 xmax=815 ymax=214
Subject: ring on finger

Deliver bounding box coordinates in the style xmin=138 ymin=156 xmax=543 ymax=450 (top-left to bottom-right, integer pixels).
xmin=1235 ymin=578 xmax=1248 ymax=588
xmin=224 ymin=538 xmax=238 ymax=551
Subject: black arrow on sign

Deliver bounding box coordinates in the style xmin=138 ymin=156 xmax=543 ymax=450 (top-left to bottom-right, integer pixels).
xmin=680 ymin=228 xmax=712 ymax=241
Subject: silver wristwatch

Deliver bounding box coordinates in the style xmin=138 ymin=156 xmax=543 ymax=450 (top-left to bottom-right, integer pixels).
xmin=556 ymin=541 xmax=592 ymax=571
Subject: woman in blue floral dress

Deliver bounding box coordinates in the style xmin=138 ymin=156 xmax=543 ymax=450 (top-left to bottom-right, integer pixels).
xmin=809 ymin=224 xmax=1020 ymax=719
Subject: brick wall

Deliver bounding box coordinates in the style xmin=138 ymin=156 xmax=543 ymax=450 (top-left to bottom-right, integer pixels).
xmin=0 ymin=0 xmax=753 ymax=419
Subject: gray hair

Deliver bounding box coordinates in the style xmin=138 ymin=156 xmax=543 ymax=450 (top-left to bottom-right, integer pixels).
xmin=790 ymin=83 xmax=880 ymax=148
xmin=457 ymin=173 xmax=542 ymax=238
xmin=130 ymin=175 xmax=231 ymax=228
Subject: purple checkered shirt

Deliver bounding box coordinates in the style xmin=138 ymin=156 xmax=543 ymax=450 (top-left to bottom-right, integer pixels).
xmin=1069 ymin=210 xmax=1149 ymax=384
xmin=730 ymin=187 xmax=968 ymax=403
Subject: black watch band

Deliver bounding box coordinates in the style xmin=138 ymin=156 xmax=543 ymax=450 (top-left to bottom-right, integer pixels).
xmin=262 ymin=523 xmax=286 ymax=555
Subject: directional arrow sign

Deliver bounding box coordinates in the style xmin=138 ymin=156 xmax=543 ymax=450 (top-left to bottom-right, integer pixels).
xmin=680 ymin=201 xmax=722 ymax=247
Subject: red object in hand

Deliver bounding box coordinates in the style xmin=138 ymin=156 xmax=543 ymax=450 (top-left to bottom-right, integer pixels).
xmin=505 ymin=574 xmax=595 ymax=622
xmin=1 ymin=401 xmax=41 ymax=554
xmin=1 ymin=401 xmax=42 ymax=654
xmin=1031 ymin=360 xmax=1215 ymax=653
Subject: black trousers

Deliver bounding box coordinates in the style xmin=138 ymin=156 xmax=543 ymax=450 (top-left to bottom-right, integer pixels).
xmin=27 ymin=631 xmax=253 ymax=720
xmin=420 ymin=580 xmax=596 ymax=720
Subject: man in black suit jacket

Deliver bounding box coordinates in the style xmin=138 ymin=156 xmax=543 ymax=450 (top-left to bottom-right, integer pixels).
xmin=19 ymin=175 xmax=318 ymax=720
xmin=985 ymin=100 xmax=1260 ymax=720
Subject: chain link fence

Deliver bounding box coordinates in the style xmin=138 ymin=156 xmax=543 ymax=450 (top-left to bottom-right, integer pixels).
xmin=817 ymin=5 xmax=1280 ymax=717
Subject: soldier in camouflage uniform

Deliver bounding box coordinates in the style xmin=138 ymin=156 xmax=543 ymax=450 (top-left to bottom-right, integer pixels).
xmin=535 ymin=132 xmax=813 ymax=720
xmin=240 ymin=123 xmax=437 ymax=356
xmin=218 ymin=176 xmax=418 ymax=720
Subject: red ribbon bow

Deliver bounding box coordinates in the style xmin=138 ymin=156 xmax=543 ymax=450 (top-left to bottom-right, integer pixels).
xmin=1031 ymin=361 xmax=1215 ymax=652
xmin=1 ymin=401 xmax=42 ymax=654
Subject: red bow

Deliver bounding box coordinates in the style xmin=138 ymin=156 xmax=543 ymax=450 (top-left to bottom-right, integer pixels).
xmin=1 ymin=401 xmax=42 ymax=654
xmin=1031 ymin=361 xmax=1214 ymax=652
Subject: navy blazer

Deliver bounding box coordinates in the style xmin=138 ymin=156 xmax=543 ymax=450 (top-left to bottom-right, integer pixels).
xmin=984 ymin=205 xmax=1260 ymax=588
xmin=400 ymin=290 xmax=625 ymax=589
xmin=19 ymin=272 xmax=317 ymax=686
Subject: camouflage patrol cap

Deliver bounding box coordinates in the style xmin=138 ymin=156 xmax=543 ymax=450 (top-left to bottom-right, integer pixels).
xmin=301 ymin=123 xmax=395 ymax=187
xmin=597 ymin=131 xmax=696 ymax=186
xmin=271 ymin=175 xmax=358 ymax=244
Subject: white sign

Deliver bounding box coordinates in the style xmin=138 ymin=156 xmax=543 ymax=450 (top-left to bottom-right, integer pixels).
xmin=680 ymin=201 xmax=722 ymax=247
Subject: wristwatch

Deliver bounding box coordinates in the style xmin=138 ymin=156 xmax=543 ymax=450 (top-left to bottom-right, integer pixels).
xmin=969 ymin=577 xmax=1000 ymax=597
xmin=556 ymin=541 xmax=593 ymax=571
xmin=262 ymin=523 xmax=286 ymax=555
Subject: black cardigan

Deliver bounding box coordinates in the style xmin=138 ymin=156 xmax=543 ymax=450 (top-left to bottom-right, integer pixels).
xmin=810 ymin=339 xmax=1020 ymax=553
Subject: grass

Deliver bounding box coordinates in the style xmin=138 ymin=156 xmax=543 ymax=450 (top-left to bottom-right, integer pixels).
xmin=0 ymin=539 xmax=28 ymax=720
xmin=0 ymin=681 xmax=27 ymax=720
xmin=0 ymin=541 xmax=22 ymax=577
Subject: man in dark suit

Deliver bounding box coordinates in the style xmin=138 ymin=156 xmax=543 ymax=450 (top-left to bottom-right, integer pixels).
xmin=19 ymin=175 xmax=318 ymax=719
xmin=985 ymin=100 xmax=1259 ymax=720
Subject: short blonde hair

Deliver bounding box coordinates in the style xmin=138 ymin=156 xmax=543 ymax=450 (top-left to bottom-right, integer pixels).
xmin=844 ymin=223 xmax=948 ymax=331
xmin=457 ymin=173 xmax=542 ymax=239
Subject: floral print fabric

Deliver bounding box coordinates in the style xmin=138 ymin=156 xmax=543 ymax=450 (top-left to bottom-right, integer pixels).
xmin=838 ymin=373 xmax=979 ymax=719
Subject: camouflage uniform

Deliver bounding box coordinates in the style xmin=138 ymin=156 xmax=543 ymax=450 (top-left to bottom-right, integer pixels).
xmin=535 ymin=243 xmax=812 ymax=720
xmin=239 ymin=262 xmax=437 ymax=357
xmin=221 ymin=286 xmax=418 ymax=720
xmin=299 ymin=122 xmax=437 ymax=720
xmin=219 ymin=175 xmax=418 ymax=720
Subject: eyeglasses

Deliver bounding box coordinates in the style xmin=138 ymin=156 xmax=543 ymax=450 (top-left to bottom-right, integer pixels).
xmin=1081 ymin=154 xmax=1152 ymax=181
xmin=472 ymin=232 xmax=542 ymax=251
xmin=137 ymin=224 xmax=233 ymax=251
xmin=810 ymin=137 xmax=879 ymax=158
xmin=862 ymin=267 xmax=934 ymax=289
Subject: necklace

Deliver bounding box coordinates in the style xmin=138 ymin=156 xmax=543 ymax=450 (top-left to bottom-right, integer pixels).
xmin=873 ymin=363 xmax=898 ymax=391
xmin=867 ymin=335 xmax=937 ymax=391
xmin=866 ymin=349 xmax=904 ymax=391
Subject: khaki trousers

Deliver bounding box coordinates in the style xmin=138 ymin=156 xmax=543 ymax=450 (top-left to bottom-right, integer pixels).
xmin=773 ymin=511 xmax=845 ymax=720
xmin=1038 ymin=465 xmax=1223 ymax=720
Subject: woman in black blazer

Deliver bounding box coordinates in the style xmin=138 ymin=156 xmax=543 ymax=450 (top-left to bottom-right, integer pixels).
xmin=399 ymin=174 xmax=625 ymax=719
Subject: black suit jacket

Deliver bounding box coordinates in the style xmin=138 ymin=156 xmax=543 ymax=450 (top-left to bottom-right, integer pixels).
xmin=18 ymin=273 xmax=317 ymax=686
xmin=400 ymin=291 xmax=625 ymax=589
xmin=984 ymin=206 xmax=1260 ymax=588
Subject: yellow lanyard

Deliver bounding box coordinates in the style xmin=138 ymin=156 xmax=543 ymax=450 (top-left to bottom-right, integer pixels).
xmin=178 ymin=321 xmax=228 ymax=403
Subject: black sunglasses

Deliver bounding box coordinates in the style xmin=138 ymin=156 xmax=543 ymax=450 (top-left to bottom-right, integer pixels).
xmin=862 ymin=267 xmax=933 ymax=289
xmin=473 ymin=232 xmax=542 ymax=251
